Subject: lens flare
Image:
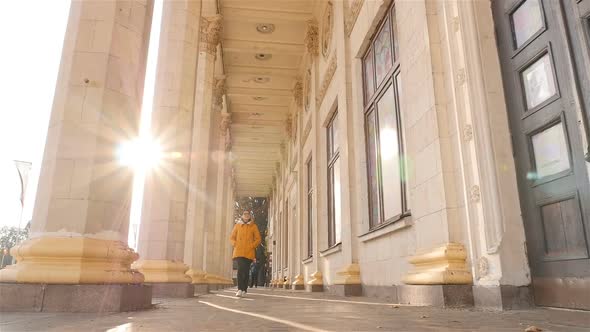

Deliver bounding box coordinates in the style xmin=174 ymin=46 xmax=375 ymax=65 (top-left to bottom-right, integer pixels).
xmin=117 ymin=137 xmax=162 ymax=172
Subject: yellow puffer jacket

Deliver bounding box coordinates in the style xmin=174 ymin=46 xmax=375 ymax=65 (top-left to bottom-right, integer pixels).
xmin=230 ymin=221 xmax=261 ymax=260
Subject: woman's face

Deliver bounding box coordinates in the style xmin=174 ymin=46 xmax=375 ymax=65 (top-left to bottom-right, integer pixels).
xmin=242 ymin=211 xmax=251 ymax=221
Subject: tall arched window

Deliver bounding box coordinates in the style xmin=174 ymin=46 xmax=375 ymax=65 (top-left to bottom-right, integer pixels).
xmin=362 ymin=4 xmax=408 ymax=229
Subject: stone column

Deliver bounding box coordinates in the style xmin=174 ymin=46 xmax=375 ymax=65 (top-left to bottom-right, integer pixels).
xmin=202 ymin=98 xmax=221 ymax=289
xmin=223 ymin=174 xmax=236 ymax=284
xmin=0 ymin=0 xmax=153 ymax=312
xmin=184 ymin=14 xmax=222 ymax=292
xmin=207 ymin=111 xmax=231 ymax=288
xmin=133 ymin=0 xmax=201 ymax=299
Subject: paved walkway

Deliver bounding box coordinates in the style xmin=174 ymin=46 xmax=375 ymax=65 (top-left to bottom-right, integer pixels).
xmin=1 ymin=287 xmax=589 ymax=331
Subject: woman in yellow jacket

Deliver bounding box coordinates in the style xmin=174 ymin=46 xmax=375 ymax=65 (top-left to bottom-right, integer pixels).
xmin=230 ymin=210 xmax=261 ymax=297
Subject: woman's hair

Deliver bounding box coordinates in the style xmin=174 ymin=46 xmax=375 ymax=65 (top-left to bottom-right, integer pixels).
xmin=241 ymin=210 xmax=254 ymax=222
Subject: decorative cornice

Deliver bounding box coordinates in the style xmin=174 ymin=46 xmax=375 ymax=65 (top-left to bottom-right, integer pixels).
xmin=316 ymin=55 xmax=337 ymax=109
xmin=199 ymin=15 xmax=223 ymax=56
xmin=213 ymin=77 xmax=226 ymax=108
xmin=304 ymin=19 xmax=319 ymax=56
xmin=293 ymin=80 xmax=303 ymax=107
xmin=345 ymin=0 xmax=364 ymax=36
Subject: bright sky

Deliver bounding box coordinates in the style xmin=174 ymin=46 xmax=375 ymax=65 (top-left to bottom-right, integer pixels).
xmin=0 ymin=0 xmax=163 ymax=251
xmin=0 ymin=0 xmax=71 ymax=229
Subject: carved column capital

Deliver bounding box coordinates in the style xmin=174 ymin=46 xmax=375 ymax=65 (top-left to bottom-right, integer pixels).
xmin=224 ymin=130 xmax=232 ymax=151
xmin=200 ymin=15 xmax=223 ymax=56
xmin=220 ymin=112 xmax=232 ymax=135
xmin=285 ymin=114 xmax=293 ymax=138
xmin=293 ymin=80 xmax=303 ymax=107
xmin=213 ymin=77 xmax=226 ymax=109
xmin=304 ymin=19 xmax=319 ymax=55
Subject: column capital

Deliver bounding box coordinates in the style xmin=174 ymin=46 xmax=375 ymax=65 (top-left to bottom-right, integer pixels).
xmin=225 ymin=131 xmax=232 ymax=151
xmin=220 ymin=112 xmax=232 ymax=135
xmin=293 ymin=79 xmax=303 ymax=107
xmin=285 ymin=114 xmax=293 ymax=139
xmin=304 ymin=19 xmax=319 ymax=56
xmin=213 ymin=77 xmax=226 ymax=109
xmin=200 ymin=14 xmax=223 ymax=56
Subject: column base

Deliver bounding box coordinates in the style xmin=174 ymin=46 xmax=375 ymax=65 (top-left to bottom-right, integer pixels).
xmin=150 ymin=282 xmax=194 ymax=298
xmin=362 ymin=285 xmax=398 ymax=302
xmin=0 ymin=283 xmax=152 ymax=312
xmin=307 ymin=271 xmax=323 ymax=292
xmin=332 ymin=264 xmax=362 ymax=296
xmin=306 ymin=284 xmax=323 ymax=292
xmin=402 ymin=243 xmax=473 ymax=285
xmin=193 ymin=284 xmax=209 ymax=295
xmin=327 ymin=284 xmax=362 ymax=296
xmin=292 ymin=274 xmax=305 ymax=290
xmin=133 ymin=260 xmax=191 ymax=283
xmin=398 ymin=284 xmax=474 ymax=308
xmin=473 ymin=285 xmax=532 ymax=310
xmin=0 ymin=237 xmax=143 ymax=284
xmin=186 ymin=268 xmax=207 ymax=283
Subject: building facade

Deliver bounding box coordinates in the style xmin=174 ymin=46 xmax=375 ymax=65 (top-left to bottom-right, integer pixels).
xmin=0 ymin=0 xmax=589 ymax=312
xmin=267 ymin=0 xmax=590 ymax=311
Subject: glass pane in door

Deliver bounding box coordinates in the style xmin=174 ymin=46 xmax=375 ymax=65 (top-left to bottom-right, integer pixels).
xmin=522 ymin=53 xmax=557 ymax=109
xmin=511 ymin=0 xmax=544 ymax=48
xmin=531 ymin=122 xmax=571 ymax=178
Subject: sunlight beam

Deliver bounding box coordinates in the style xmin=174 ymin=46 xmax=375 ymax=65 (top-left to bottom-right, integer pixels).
xmin=127 ymin=0 xmax=164 ymax=250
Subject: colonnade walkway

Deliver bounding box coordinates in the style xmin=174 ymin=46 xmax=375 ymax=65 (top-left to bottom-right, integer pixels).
xmin=2 ymin=288 xmax=589 ymax=331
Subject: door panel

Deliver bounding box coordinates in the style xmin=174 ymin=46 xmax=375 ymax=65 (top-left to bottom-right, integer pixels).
xmin=493 ymin=0 xmax=590 ymax=310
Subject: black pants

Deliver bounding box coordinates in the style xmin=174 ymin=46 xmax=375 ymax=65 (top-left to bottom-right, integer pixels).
xmin=249 ymin=269 xmax=258 ymax=288
xmin=235 ymin=257 xmax=252 ymax=292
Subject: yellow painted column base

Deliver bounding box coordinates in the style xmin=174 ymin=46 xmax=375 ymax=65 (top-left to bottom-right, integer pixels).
xmin=204 ymin=274 xmax=225 ymax=284
xmin=132 ymin=260 xmax=191 ymax=283
xmin=0 ymin=236 xmax=143 ymax=284
xmin=292 ymin=274 xmax=304 ymax=287
xmin=281 ymin=277 xmax=291 ymax=287
xmin=334 ymin=264 xmax=361 ymax=285
xmin=402 ymin=243 xmax=473 ymax=285
xmin=307 ymin=271 xmax=323 ymax=286
xmin=186 ymin=268 xmax=208 ymax=284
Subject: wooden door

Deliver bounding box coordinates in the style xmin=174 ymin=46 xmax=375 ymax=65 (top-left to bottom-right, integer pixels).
xmin=493 ymin=0 xmax=590 ymax=309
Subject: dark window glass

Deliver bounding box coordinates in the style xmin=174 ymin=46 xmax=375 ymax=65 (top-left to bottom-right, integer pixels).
xmin=374 ymin=17 xmax=393 ymax=85
xmin=364 ymin=49 xmax=375 ymax=104
xmin=327 ymin=111 xmax=341 ymax=246
xmin=391 ymin=6 xmax=399 ymax=61
xmin=365 ymin=109 xmax=381 ymax=226
xmin=362 ymin=3 xmax=407 ymax=229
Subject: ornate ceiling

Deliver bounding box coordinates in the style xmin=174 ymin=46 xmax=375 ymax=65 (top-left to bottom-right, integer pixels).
xmin=219 ymin=0 xmax=313 ymax=197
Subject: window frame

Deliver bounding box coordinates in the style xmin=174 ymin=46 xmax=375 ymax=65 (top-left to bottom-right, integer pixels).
xmin=362 ymin=3 xmax=409 ymax=229
xmin=326 ymin=110 xmax=341 ymax=247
